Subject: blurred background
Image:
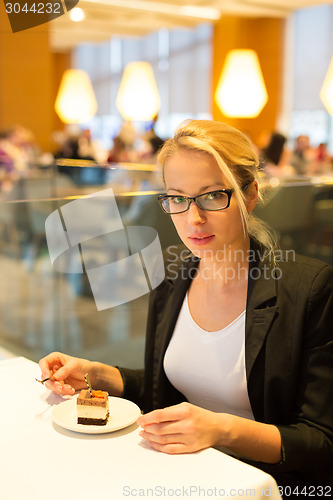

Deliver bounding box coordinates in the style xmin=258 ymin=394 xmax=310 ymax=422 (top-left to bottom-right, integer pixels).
xmin=1 ymin=0 xmax=333 ymax=366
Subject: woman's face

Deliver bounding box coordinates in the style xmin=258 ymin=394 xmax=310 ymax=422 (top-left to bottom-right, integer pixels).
xmin=164 ymin=149 xmax=257 ymax=260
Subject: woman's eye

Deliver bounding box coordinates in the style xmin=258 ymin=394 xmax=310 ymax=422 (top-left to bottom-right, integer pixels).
xmin=172 ymin=197 xmax=186 ymax=204
xmin=205 ymin=192 xmax=222 ymax=201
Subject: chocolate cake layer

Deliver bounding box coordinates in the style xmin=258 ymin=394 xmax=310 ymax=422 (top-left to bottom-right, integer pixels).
xmin=78 ymin=414 xmax=109 ymax=426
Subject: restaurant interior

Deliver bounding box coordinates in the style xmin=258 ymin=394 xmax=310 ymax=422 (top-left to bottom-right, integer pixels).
xmin=1 ymin=0 xmax=333 ymax=369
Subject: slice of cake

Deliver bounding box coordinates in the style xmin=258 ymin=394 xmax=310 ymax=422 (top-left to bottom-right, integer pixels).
xmin=77 ymin=389 xmax=109 ymax=426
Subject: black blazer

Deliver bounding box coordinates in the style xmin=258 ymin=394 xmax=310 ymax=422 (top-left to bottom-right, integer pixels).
xmin=119 ymin=243 xmax=333 ymax=488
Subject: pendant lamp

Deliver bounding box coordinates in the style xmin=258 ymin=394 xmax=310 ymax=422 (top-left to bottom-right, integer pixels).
xmin=215 ymin=49 xmax=268 ymax=118
xmin=55 ymin=69 xmax=97 ymax=124
xmin=320 ymin=57 xmax=333 ymax=115
xmin=116 ymin=62 xmax=161 ymax=121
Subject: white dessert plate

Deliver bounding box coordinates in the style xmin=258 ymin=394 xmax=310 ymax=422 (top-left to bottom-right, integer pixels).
xmin=52 ymin=396 xmax=141 ymax=434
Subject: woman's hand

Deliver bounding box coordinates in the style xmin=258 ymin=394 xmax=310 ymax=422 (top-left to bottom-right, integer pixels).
xmin=38 ymin=352 xmax=92 ymax=396
xmin=137 ymin=402 xmax=282 ymax=463
xmin=137 ymin=402 xmax=221 ymax=454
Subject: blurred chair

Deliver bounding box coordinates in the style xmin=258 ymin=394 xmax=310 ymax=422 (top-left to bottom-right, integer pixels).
xmin=18 ymin=174 xmax=76 ymax=262
xmin=311 ymin=185 xmax=333 ymax=265
xmin=254 ymin=182 xmax=315 ymax=254
xmin=122 ymin=193 xmax=181 ymax=250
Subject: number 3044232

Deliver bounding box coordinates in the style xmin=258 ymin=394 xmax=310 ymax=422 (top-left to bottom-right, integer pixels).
xmin=278 ymin=485 xmax=332 ymax=497
xmin=5 ymin=3 xmax=61 ymax=14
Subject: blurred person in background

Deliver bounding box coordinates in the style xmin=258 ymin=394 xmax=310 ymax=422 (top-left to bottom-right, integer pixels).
xmin=308 ymin=142 xmax=333 ymax=176
xmin=0 ymin=130 xmax=15 ymax=192
xmin=78 ymin=128 xmax=105 ymax=164
xmin=0 ymin=125 xmax=39 ymax=174
xmin=289 ymin=135 xmax=313 ymax=176
xmin=260 ymin=132 xmax=287 ymax=167
xmin=142 ymin=114 xmax=166 ymax=159
xmin=260 ymin=131 xmax=296 ymax=178
xmin=107 ymin=135 xmax=131 ymax=164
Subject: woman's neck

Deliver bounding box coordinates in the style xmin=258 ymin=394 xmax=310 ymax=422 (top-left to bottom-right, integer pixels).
xmin=195 ymin=237 xmax=251 ymax=289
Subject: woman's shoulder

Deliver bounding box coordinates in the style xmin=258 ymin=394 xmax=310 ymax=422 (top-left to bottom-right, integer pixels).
xmin=252 ymin=238 xmax=332 ymax=276
xmin=264 ymin=249 xmax=333 ymax=293
xmin=250 ymin=240 xmax=333 ymax=297
xmin=275 ymin=250 xmax=331 ymax=271
xmin=275 ymin=250 xmax=332 ymax=277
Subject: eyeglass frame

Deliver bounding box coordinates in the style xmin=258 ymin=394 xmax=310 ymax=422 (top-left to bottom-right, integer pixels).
xmin=158 ymin=182 xmax=251 ymax=214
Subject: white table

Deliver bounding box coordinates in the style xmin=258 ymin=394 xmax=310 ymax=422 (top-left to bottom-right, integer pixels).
xmin=0 ymin=357 xmax=281 ymax=500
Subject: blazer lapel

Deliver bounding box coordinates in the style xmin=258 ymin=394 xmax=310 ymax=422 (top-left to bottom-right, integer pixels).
xmin=245 ymin=257 xmax=279 ymax=380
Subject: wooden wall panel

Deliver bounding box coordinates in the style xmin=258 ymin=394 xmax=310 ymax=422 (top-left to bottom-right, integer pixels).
xmin=0 ymin=3 xmax=69 ymax=152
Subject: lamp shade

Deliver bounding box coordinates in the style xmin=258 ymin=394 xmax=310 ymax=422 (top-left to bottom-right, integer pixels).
xmin=55 ymin=69 xmax=97 ymax=124
xmin=215 ymin=49 xmax=268 ymax=118
xmin=116 ymin=62 xmax=161 ymax=121
xmin=320 ymin=57 xmax=333 ymax=115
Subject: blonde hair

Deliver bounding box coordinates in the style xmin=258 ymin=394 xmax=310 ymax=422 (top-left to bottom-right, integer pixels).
xmin=157 ymin=119 xmax=276 ymax=253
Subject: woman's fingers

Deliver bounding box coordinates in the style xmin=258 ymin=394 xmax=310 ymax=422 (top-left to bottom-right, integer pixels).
xmin=146 ymin=441 xmax=188 ymax=454
xmin=38 ymin=352 xmax=77 ymax=395
xmin=141 ymin=431 xmax=197 ymax=455
xmin=139 ymin=427 xmax=183 ymax=443
xmin=139 ymin=420 xmax=181 ymax=437
xmin=138 ymin=402 xmax=220 ymax=454
xmin=138 ymin=403 xmax=196 ymax=453
xmin=38 ymin=352 xmax=65 ymax=378
xmin=138 ymin=402 xmax=190 ymax=427
xmin=44 ymin=379 xmax=75 ymax=395
xmin=51 ymin=364 xmax=73 ymax=383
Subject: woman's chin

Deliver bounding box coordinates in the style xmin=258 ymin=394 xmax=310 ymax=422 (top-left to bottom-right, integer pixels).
xmin=188 ymin=247 xmax=214 ymax=260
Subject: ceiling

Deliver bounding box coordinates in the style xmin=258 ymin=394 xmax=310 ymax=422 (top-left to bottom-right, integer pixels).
xmin=50 ymin=0 xmax=333 ymax=51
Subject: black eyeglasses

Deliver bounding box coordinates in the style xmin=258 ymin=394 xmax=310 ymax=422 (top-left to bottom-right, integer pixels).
xmin=158 ymin=183 xmax=250 ymax=214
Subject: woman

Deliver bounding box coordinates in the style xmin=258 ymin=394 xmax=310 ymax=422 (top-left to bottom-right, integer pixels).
xmin=39 ymin=120 xmax=333 ymax=490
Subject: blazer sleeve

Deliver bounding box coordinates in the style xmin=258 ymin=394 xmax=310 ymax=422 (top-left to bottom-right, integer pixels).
xmin=116 ymin=366 xmax=144 ymax=408
xmin=116 ymin=285 xmax=158 ymax=409
xmin=277 ymin=264 xmax=333 ymax=474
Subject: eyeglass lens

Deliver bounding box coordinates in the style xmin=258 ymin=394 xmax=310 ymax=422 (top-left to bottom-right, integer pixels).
xmin=162 ymin=191 xmax=230 ymax=213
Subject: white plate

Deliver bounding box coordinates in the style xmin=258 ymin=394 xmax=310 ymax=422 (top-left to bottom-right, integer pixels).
xmin=52 ymin=396 xmax=141 ymax=434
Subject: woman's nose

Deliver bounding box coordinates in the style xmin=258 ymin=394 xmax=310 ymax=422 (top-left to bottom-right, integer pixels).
xmin=187 ymin=202 xmax=206 ymax=225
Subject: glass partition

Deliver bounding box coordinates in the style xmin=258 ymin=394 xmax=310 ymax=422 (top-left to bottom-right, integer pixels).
xmin=0 ymin=163 xmax=181 ymax=364
xmin=0 ymin=163 xmax=332 ymax=364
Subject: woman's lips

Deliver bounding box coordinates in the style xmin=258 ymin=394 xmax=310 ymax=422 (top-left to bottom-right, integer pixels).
xmin=188 ymin=234 xmax=215 ymax=246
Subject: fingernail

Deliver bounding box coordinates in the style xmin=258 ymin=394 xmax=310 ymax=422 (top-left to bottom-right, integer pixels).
xmin=64 ymin=384 xmax=74 ymax=393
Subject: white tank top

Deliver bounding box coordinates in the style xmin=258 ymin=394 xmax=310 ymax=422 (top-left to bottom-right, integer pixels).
xmin=163 ymin=294 xmax=254 ymax=420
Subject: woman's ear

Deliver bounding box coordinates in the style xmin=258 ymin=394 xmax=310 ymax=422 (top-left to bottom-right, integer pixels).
xmin=246 ymin=181 xmax=258 ymax=214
